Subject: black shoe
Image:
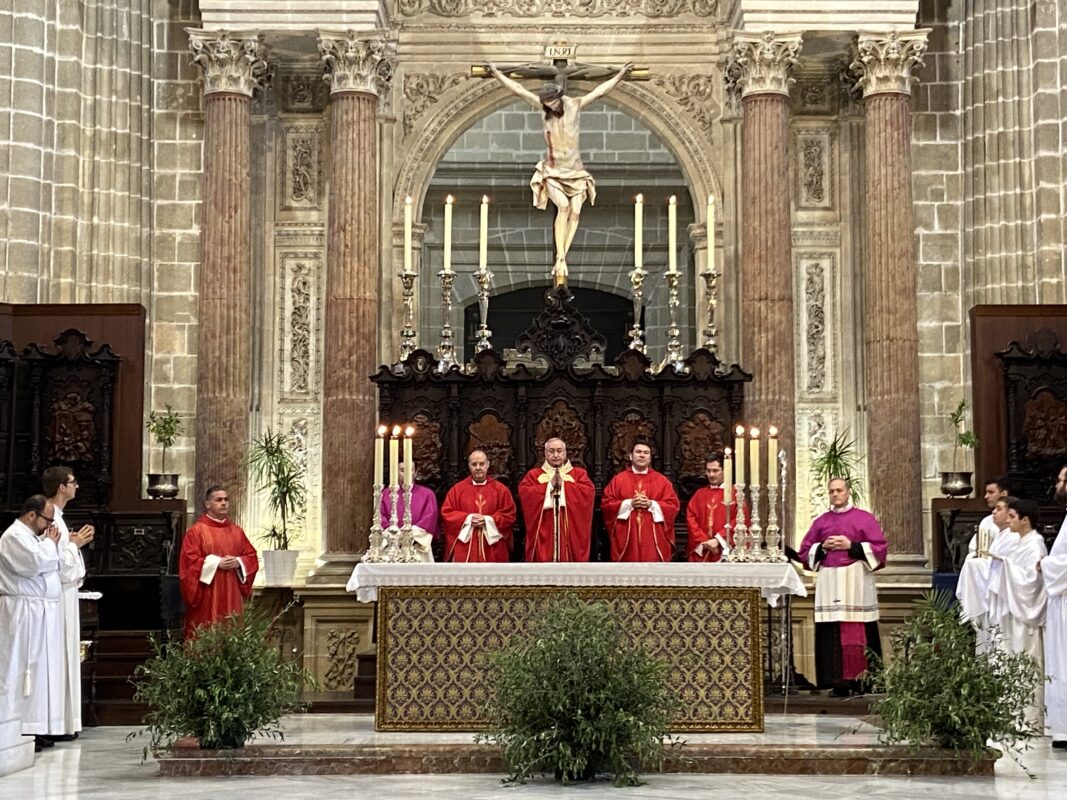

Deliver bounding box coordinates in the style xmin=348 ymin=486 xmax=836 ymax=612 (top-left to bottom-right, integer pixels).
xmin=1052 ymin=740 xmax=1067 ymax=750
xmin=34 ymin=736 xmax=55 ymax=749
xmin=828 ymin=686 xmax=852 ymax=698
xmin=42 ymin=733 xmax=79 ymax=742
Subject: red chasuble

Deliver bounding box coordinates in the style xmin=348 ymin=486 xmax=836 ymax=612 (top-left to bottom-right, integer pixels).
xmin=179 ymin=515 xmax=258 ymax=639
xmin=440 ymin=476 xmax=517 ymax=563
xmin=517 ymin=461 xmax=595 ymax=562
xmin=601 ymin=467 xmax=680 ymax=562
xmin=685 ymin=485 xmax=747 ymax=562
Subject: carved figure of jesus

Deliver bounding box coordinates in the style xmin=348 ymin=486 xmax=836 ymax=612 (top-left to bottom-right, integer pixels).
xmin=485 ymin=61 xmax=632 ymax=286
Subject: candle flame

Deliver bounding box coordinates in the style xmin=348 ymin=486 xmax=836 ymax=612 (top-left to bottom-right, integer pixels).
xmin=768 ymin=425 xmax=779 ymax=437
xmin=404 ymin=195 xmax=412 ymax=205
xmin=482 ymin=195 xmax=489 ymax=204
xmin=735 ymin=424 xmax=745 ymax=436
xmin=377 ymin=424 xmax=388 ymax=436
xmin=445 ymin=194 xmax=454 ymax=204
xmin=404 ymin=425 xmax=415 ymax=437
xmin=391 ymin=425 xmax=402 ymax=437
xmin=724 ymin=447 xmax=732 ymax=457
xmin=708 ymin=193 xmax=715 ymax=206
xmin=635 ymin=193 xmax=644 ymax=203
xmin=668 ymin=195 xmax=677 ymax=205
xmin=749 ymin=426 xmax=760 ymax=438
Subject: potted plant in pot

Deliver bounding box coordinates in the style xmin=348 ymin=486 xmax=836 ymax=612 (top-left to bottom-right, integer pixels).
xmin=870 ymin=590 xmax=1044 ymax=767
xmin=940 ymin=398 xmax=978 ymax=497
xmin=146 ymin=405 xmax=183 ymax=499
xmin=130 ymin=604 xmax=311 ymax=755
xmin=477 ymin=594 xmax=679 ymax=786
xmin=244 ymin=429 xmax=306 ymax=586
xmin=810 ymin=428 xmax=863 ymax=502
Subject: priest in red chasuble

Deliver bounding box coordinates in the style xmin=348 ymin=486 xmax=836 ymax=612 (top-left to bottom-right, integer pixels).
xmin=686 ymin=454 xmax=746 ymax=562
xmin=179 ymin=485 xmax=258 ymax=640
xmin=441 ymin=449 xmax=517 ymax=562
xmin=602 ymin=441 xmax=680 ymax=562
xmin=518 ymin=437 xmax=595 ymax=562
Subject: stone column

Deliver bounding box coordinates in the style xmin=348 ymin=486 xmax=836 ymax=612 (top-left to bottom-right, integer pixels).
xmin=312 ymin=32 xmax=393 ymax=583
xmin=851 ymin=30 xmax=929 ymax=559
xmin=727 ymin=32 xmax=802 ymax=521
xmin=187 ymin=30 xmax=269 ymax=510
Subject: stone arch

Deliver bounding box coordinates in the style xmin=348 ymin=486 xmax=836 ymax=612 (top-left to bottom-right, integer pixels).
xmin=393 ymin=77 xmax=723 ymax=223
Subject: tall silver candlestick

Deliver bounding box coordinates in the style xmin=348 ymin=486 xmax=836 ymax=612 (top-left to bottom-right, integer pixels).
xmin=628 ymin=264 xmax=647 ymax=353
xmin=474 ymin=264 xmax=493 ymax=353
xmin=765 ymin=482 xmax=784 ymax=562
xmin=398 ymin=270 xmax=417 ymax=362
xmin=437 ymin=269 xmax=458 ymax=371
xmin=363 ymin=482 xmax=385 ymax=562
xmin=660 ymin=269 xmax=686 ymax=373
xmin=700 ymin=258 xmax=720 ymax=352
xmin=397 ymin=482 xmax=418 ymax=563
xmin=749 ymin=482 xmax=765 ymax=561
xmin=728 ymin=482 xmax=748 ymax=562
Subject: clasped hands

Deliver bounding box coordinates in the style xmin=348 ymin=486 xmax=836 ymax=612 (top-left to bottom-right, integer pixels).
xmin=70 ymin=524 xmax=95 ymax=548
xmin=823 ymin=534 xmax=852 ymax=551
xmin=217 ymin=556 xmax=243 ymax=571
xmin=631 ymin=491 xmax=652 ymax=510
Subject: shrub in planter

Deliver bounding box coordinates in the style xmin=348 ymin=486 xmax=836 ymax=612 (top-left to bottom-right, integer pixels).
xmin=477 ymin=594 xmax=679 ymax=786
xmin=129 ymin=605 xmax=311 ymax=755
xmin=869 ymin=590 xmax=1044 ymax=758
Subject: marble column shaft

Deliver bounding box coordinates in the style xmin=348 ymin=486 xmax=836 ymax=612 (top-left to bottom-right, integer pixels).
xmin=854 ymin=31 xmax=929 ymax=558
xmin=196 ymin=91 xmax=252 ymax=506
xmin=321 ymin=89 xmax=380 ymax=565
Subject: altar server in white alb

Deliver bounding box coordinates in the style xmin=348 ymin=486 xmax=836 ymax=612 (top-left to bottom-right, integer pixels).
xmin=967 ymin=475 xmax=1012 ymax=556
xmin=1040 ymin=465 xmax=1067 ymax=749
xmin=988 ymin=497 xmax=1048 ymax=728
xmin=42 ymin=465 xmax=95 ymax=739
xmin=956 ymin=495 xmax=1013 ymax=653
xmin=0 ymin=495 xmax=64 ymax=750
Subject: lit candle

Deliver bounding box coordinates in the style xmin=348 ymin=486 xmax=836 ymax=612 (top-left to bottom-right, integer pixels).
xmin=707 ymin=193 xmax=716 ymax=274
xmin=389 ymin=425 xmax=401 ymax=489
xmin=443 ymin=195 xmax=454 ymax=275
xmin=374 ymin=424 xmax=387 ymax=487
xmin=403 ymin=426 xmax=415 ymax=488
xmin=767 ymin=425 xmax=779 ymax=491
xmin=734 ymin=424 xmax=746 ymax=484
xmin=749 ymin=427 xmax=761 ymax=488
xmin=667 ymin=195 xmax=678 ymax=274
xmin=723 ymin=447 xmax=733 ymax=506
xmin=479 ymin=195 xmax=489 ymax=269
xmin=634 ymin=194 xmax=644 ymax=269
xmin=403 ymin=196 xmax=413 ymax=273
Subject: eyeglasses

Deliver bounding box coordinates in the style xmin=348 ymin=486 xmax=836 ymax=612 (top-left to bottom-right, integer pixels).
xmin=40 ymin=515 xmax=54 ymax=523
xmin=63 ymin=479 xmax=79 ymax=487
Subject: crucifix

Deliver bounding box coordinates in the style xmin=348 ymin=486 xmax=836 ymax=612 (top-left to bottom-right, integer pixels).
xmin=471 ymin=43 xmax=650 ymax=287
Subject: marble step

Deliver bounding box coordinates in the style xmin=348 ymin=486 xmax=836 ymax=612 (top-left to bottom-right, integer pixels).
xmin=0 ymin=717 xmax=34 ymax=777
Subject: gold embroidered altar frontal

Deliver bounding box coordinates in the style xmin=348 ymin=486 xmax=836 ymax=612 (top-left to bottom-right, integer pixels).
xmin=375 ymin=585 xmax=763 ymax=732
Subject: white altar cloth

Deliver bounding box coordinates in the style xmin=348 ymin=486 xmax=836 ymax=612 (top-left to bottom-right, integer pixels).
xmin=347 ymin=561 xmax=806 ymax=605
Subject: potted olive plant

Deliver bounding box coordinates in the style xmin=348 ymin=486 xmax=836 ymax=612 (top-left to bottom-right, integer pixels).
xmin=146 ymin=405 xmax=183 ymax=499
xmin=940 ymin=399 xmax=978 ymax=497
xmin=244 ymin=429 xmax=306 ymax=585
xmin=809 ymin=428 xmax=863 ymax=502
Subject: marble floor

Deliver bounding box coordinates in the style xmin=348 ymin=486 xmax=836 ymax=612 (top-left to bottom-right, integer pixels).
xmin=2 ymin=713 xmax=1065 ymax=799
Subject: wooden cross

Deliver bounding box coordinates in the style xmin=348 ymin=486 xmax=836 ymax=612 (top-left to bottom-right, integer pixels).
xmin=470 ymin=41 xmax=649 ymax=93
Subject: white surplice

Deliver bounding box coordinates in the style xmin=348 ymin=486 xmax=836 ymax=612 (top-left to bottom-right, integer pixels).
xmin=987 ymin=528 xmax=1048 ymax=728
xmin=957 ymin=524 xmax=1013 ymax=653
xmin=0 ymin=519 xmax=65 ymax=735
xmin=53 ymin=506 xmax=85 ymax=734
xmin=1042 ymin=514 xmax=1067 ymax=739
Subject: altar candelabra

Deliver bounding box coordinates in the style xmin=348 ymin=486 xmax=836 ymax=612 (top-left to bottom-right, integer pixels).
xmin=474 ymin=264 xmax=493 ymax=353
xmin=398 ymin=268 xmax=418 ymax=363
xmin=627 ymin=264 xmax=647 ymax=353
xmin=765 ymin=450 xmax=787 ymax=561
xmin=700 ymin=260 xmax=720 ymax=352
xmin=748 ymin=483 xmax=765 ymax=561
xmin=384 ymin=482 xmax=403 ymax=560
xmin=660 ymin=269 xmax=687 ymax=374
xmin=727 ymin=482 xmax=749 ymax=562
xmin=362 ymin=481 xmax=386 ymax=562
xmin=395 ymin=482 xmax=420 ymax=563
xmin=436 ymin=268 xmax=458 ymax=371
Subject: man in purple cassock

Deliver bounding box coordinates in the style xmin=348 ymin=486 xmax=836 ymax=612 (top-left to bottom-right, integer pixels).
xmin=798 ymin=477 xmax=888 ymax=697
xmin=380 ymin=465 xmax=440 ymax=562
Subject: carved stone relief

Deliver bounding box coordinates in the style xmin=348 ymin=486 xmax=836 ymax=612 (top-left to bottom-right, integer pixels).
xmin=322 ymin=628 xmax=361 ymax=691
xmin=792 ymin=78 xmax=836 ymax=115
xmin=403 ymin=72 xmax=469 ymax=139
xmin=279 ymin=72 xmax=330 ymax=113
xmin=280 ymin=125 xmax=324 ymax=212
xmin=794 ymin=129 xmax=833 ymax=210
xmin=277 ymin=252 xmax=321 ymax=399
xmin=795 ymin=252 xmax=834 ymax=397
xmin=650 ymin=73 xmax=718 ymax=132
xmin=396 ymin=0 xmax=719 ymax=17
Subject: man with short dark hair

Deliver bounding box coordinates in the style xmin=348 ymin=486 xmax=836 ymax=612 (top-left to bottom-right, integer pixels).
xmin=798 ymin=478 xmax=888 ymax=696
xmin=1040 ymin=464 xmax=1067 ymax=747
xmin=41 ymin=465 xmax=93 ymax=740
xmin=602 ymin=441 xmax=679 ymax=562
xmin=178 ymin=486 xmax=258 ymax=639
xmin=441 ymin=450 xmax=516 ymax=562
xmin=958 ymin=495 xmax=1014 ymax=653
xmin=969 ymin=475 xmax=1012 ymax=556
xmin=0 ymin=495 xmax=63 ymax=751
xmin=686 ymin=454 xmax=746 ymax=563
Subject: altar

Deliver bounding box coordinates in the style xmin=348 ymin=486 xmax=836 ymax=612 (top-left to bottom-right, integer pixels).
xmin=348 ymin=563 xmax=806 ymax=732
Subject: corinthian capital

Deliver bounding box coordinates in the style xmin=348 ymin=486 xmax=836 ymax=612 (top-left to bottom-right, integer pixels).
xmin=725 ymin=31 xmax=803 ymax=98
xmin=318 ymin=31 xmax=395 ymax=97
xmin=850 ymin=30 xmax=930 ymax=97
xmin=187 ymin=29 xmax=270 ymax=97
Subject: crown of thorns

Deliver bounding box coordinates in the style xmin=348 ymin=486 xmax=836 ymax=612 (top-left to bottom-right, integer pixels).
xmin=539 ymin=83 xmax=564 ymax=101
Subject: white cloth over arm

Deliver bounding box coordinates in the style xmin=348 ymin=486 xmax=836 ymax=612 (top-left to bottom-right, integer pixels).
xmin=615 ymin=499 xmax=665 ymax=523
